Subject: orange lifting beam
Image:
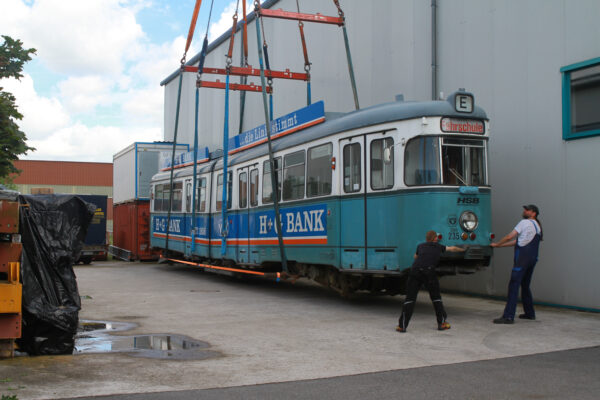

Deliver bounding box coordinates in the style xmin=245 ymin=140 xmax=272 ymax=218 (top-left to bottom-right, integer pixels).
xmin=258 ymin=8 xmax=344 ymax=26
xmin=197 ymin=80 xmax=272 ymax=93
xmin=166 ymin=257 xmax=283 ymax=280
xmin=184 ymin=65 xmax=308 ymax=81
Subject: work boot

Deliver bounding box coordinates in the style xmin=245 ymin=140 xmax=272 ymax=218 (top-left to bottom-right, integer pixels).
xmin=518 ymin=314 xmax=536 ymax=320
xmin=396 ymin=326 xmax=406 ymax=333
xmin=438 ymin=322 xmax=451 ymax=331
xmin=493 ymin=317 xmax=514 ymax=324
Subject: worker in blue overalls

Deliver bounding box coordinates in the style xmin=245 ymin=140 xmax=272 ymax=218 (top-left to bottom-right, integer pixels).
xmin=491 ymin=204 xmax=543 ymax=324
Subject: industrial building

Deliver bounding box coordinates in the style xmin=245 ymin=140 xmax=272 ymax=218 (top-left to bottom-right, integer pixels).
xmin=160 ymin=0 xmax=600 ymax=311
xmin=11 ymin=160 xmax=113 ymax=233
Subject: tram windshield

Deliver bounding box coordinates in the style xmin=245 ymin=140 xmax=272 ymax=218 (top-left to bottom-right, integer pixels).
xmin=404 ymin=137 xmax=487 ymax=186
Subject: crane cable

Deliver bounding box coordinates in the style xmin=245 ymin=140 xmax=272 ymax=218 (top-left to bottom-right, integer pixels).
xmin=258 ymin=5 xmax=274 ymax=121
xmin=190 ymin=0 xmax=215 ymax=253
xmin=333 ymin=0 xmax=359 ymax=110
xmin=238 ymin=0 xmax=249 ymax=134
xmin=220 ymin=0 xmax=241 ymax=256
xmin=254 ymin=0 xmax=289 ymax=273
xmin=166 ymin=0 xmax=204 ymax=257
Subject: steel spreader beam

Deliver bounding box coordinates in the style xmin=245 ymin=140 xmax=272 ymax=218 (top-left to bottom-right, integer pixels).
xmin=258 ymin=8 xmax=344 ymax=26
xmin=184 ymin=65 xmax=308 ymax=81
xmin=197 ymin=80 xmax=272 ymax=93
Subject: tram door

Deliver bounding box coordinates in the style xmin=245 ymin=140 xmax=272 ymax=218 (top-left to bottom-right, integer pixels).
xmin=339 ymin=136 xmax=366 ymax=269
xmin=236 ymin=167 xmax=250 ymax=263
xmin=340 ymin=132 xmax=394 ymax=270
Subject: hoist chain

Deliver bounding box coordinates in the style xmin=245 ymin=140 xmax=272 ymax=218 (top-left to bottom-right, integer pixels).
xmin=296 ymin=0 xmax=312 ymax=74
xmin=333 ymin=0 xmax=345 ymax=19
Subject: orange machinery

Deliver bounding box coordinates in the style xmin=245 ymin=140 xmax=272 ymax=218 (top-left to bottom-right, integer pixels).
xmin=0 ymin=199 xmax=22 ymax=358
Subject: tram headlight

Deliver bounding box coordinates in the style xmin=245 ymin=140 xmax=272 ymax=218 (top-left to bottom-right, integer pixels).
xmin=459 ymin=211 xmax=478 ymax=232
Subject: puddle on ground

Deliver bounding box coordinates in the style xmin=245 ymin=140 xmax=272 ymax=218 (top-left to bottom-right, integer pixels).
xmin=75 ymin=320 xmax=220 ymax=360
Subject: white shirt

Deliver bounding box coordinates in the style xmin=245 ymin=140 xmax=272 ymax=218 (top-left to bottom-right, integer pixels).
xmin=514 ymin=219 xmax=541 ymax=247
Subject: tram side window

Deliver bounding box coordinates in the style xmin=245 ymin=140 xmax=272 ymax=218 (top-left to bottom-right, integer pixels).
xmin=307 ymin=143 xmax=332 ymax=197
xmin=405 ymin=137 xmax=441 ymax=186
xmin=441 ymin=138 xmax=487 ymax=186
xmin=196 ymin=177 xmax=207 ymax=212
xmin=216 ymin=172 xmax=232 ymax=211
xmin=153 ymin=185 xmax=162 ymax=211
xmin=283 ymin=150 xmax=305 ymax=201
xmin=343 ymin=143 xmax=361 ymax=193
xmin=171 ymin=182 xmax=183 ymax=212
xmin=371 ymin=138 xmax=394 ymax=190
xmin=250 ymin=169 xmax=259 ymax=207
xmin=185 ymin=181 xmax=192 ymax=213
xmin=262 ymin=158 xmax=281 ymax=204
xmin=156 ymin=184 xmax=166 ymax=211
xmin=239 ymin=171 xmax=248 ymax=208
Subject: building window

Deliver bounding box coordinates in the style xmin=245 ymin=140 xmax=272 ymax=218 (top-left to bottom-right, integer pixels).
xmin=561 ymin=57 xmax=600 ymax=140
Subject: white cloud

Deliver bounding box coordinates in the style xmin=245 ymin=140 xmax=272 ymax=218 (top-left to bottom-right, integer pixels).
xmin=27 ymin=123 xmax=162 ymax=162
xmin=58 ymin=76 xmax=115 ymax=114
xmin=1 ymin=0 xmax=205 ymax=163
xmin=2 ymin=0 xmax=145 ymax=76
xmin=209 ymin=1 xmax=254 ymax=42
xmin=2 ymin=74 xmax=70 ymax=140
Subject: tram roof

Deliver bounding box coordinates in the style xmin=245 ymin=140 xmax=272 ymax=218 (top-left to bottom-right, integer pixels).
xmin=153 ymin=93 xmax=488 ymax=181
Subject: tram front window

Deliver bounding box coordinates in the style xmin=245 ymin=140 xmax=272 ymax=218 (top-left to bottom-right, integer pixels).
xmin=405 ymin=136 xmax=487 ymax=186
xmin=441 ymin=138 xmax=487 ymax=186
xmin=404 ymin=137 xmax=441 ymax=185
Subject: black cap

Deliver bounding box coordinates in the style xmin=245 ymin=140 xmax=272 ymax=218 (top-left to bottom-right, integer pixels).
xmin=523 ymin=204 xmax=540 ymax=215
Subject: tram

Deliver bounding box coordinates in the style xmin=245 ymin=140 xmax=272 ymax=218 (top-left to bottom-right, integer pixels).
xmin=150 ymin=89 xmax=492 ymax=295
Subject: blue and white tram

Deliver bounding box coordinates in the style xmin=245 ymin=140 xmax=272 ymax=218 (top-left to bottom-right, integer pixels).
xmin=150 ymin=90 xmax=493 ymax=295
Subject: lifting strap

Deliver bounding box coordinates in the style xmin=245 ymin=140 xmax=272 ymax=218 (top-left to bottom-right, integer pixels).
xmin=183 ymin=0 xmax=203 ymax=64
xmin=191 ymin=0 xmax=215 ymax=253
xmin=296 ymin=0 xmax=312 ymax=105
xmin=166 ymin=0 xmax=204 ymax=256
xmin=254 ymin=1 xmax=289 ymax=272
xmin=259 ymin=12 xmax=274 ymax=121
xmin=238 ymin=1 xmax=249 ymax=134
xmin=220 ymin=0 xmax=240 ymax=256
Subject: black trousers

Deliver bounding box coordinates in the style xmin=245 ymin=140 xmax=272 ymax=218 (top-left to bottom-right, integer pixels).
xmin=398 ymin=266 xmax=447 ymax=329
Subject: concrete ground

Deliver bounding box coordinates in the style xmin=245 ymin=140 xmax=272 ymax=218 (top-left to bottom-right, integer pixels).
xmin=1 ymin=260 xmax=599 ymax=399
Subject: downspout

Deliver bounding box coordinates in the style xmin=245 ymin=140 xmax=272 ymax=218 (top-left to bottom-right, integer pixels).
xmin=431 ymin=0 xmax=438 ymax=100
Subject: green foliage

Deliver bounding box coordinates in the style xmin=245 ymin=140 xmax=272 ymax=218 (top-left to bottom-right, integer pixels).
xmin=1 ymin=395 xmax=18 ymax=400
xmin=0 ymin=35 xmax=36 ymax=179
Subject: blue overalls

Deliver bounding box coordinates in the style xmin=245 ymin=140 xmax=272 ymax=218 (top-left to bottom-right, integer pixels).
xmin=502 ymin=220 xmax=541 ymax=320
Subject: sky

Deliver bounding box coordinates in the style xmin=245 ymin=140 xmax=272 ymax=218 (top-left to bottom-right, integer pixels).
xmin=1 ymin=0 xmax=252 ymax=163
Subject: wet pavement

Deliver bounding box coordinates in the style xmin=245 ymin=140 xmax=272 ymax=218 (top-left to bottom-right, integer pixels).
xmin=0 ymin=260 xmax=599 ymax=399
xmin=75 ymin=321 xmax=220 ymax=360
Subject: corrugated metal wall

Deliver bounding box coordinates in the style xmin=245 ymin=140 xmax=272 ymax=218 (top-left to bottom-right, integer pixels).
xmin=162 ymin=0 xmax=600 ymax=310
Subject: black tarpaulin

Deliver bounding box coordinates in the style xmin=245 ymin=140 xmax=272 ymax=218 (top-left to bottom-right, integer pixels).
xmin=16 ymin=194 xmax=96 ymax=355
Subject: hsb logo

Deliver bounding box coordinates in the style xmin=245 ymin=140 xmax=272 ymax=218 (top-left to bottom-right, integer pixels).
xmin=457 ymin=197 xmax=479 ymax=205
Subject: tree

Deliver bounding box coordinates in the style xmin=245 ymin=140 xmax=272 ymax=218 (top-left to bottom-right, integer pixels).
xmin=0 ymin=35 xmax=36 ymax=180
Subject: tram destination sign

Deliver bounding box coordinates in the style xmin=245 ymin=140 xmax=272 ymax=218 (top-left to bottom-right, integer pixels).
xmin=441 ymin=118 xmax=485 ymax=134
xmin=229 ymin=101 xmax=326 ymax=154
